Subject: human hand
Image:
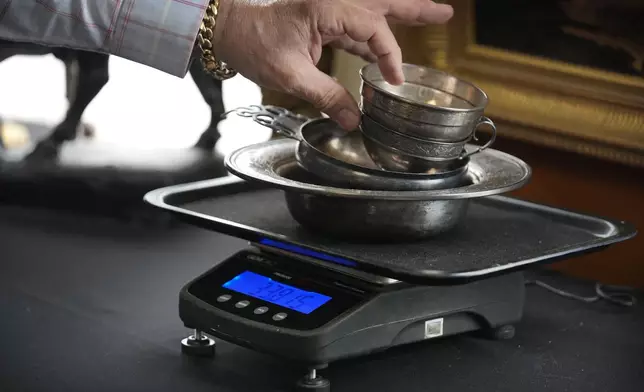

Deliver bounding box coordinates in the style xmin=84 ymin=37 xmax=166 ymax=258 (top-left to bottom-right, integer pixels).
xmin=213 ymin=0 xmax=454 ymax=130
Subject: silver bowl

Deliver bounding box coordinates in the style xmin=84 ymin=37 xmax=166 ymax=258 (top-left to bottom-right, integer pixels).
xmin=361 ymin=134 xmax=464 ymax=174
xmin=360 ymin=113 xmax=496 ymax=173
xmin=306 ymin=127 xmax=470 ymax=191
xmin=224 ymin=138 xmax=532 ymax=242
xmin=360 ymin=63 xmax=496 ymax=143
xmin=360 ymin=113 xmax=470 ymax=160
xmin=362 ymin=99 xmax=474 ymax=142
xmin=281 ymin=161 xmax=470 ymax=241
xmin=221 ymin=105 xmax=469 ymax=191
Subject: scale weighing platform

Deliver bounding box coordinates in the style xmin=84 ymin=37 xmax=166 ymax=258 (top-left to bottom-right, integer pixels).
xmin=144 ymin=176 xmax=636 ymax=391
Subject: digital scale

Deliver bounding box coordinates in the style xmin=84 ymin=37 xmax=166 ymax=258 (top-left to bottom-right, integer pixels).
xmin=145 ymin=176 xmax=636 ymax=391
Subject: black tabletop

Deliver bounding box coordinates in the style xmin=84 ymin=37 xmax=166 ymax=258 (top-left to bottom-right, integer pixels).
xmin=1 ymin=206 xmax=643 ymax=392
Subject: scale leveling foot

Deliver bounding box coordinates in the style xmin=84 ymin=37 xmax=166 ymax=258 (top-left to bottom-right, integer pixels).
xmin=295 ymin=368 xmax=331 ymax=392
xmin=181 ymin=329 xmax=216 ymax=357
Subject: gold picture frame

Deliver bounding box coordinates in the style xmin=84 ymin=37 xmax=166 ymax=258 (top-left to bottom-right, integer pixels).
xmin=406 ymin=0 xmax=644 ymax=167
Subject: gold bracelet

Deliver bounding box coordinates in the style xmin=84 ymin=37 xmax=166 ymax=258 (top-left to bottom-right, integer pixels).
xmin=197 ymin=0 xmax=237 ymax=80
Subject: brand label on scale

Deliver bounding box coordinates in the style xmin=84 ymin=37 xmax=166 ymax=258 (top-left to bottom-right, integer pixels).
xmin=424 ymin=318 xmax=444 ymax=339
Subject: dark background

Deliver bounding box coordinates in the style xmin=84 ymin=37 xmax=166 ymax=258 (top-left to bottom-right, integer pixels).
xmin=474 ymin=0 xmax=644 ymax=77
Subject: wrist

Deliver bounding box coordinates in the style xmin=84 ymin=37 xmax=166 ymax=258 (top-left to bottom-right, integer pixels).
xmin=211 ymin=0 xmax=233 ymax=62
xmin=196 ymin=0 xmax=237 ymax=80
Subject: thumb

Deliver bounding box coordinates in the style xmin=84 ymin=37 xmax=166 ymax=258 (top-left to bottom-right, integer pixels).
xmin=285 ymin=61 xmax=361 ymax=130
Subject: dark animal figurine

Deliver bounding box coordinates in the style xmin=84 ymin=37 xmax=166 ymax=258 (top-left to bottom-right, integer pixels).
xmin=0 ymin=39 xmax=225 ymax=160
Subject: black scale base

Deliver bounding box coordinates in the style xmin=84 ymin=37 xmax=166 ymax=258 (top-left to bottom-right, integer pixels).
xmin=179 ymin=311 xmax=517 ymax=392
xmin=180 ymin=326 xmax=518 ymax=392
xmin=175 ymin=248 xmax=526 ymax=392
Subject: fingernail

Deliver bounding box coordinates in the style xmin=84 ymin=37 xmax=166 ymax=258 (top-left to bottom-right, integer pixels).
xmin=389 ymin=71 xmax=405 ymax=85
xmin=337 ymin=109 xmax=360 ymax=131
xmin=436 ymin=4 xmax=454 ymax=18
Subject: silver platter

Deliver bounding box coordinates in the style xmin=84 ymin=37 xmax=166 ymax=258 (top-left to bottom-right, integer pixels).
xmin=225 ymin=139 xmax=531 ymax=201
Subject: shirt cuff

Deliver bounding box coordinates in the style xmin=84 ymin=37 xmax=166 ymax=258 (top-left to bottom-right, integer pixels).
xmin=107 ymin=0 xmax=209 ymax=77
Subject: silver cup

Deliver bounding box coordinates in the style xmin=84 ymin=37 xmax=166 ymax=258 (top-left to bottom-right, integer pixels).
xmin=359 ymin=63 xmax=497 ymax=144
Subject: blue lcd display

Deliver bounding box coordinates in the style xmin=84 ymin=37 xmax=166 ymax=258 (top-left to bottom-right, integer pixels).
xmin=222 ymin=271 xmax=331 ymax=314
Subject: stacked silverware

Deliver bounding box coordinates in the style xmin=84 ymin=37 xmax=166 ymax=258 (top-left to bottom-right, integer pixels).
xmin=221 ymin=64 xmax=530 ymax=242
xmin=358 ymin=63 xmax=497 ymax=184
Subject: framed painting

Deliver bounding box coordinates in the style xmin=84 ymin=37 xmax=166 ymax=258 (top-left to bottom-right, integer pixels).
xmin=432 ymin=0 xmax=644 ymax=167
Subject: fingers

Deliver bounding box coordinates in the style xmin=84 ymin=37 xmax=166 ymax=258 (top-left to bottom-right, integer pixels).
xmin=327 ymin=37 xmax=378 ymax=63
xmin=284 ymin=59 xmax=360 ymax=130
xmin=386 ymin=16 xmax=425 ymax=26
xmin=276 ymin=0 xmax=454 ymax=129
xmin=367 ymin=0 xmax=454 ymax=25
xmin=417 ymin=1 xmax=454 ymax=24
xmin=339 ymin=9 xmax=404 ymax=84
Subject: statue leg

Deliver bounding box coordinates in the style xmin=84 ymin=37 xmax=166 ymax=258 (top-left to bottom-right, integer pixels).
xmin=0 ymin=48 xmax=18 ymax=148
xmin=27 ymin=51 xmax=109 ymax=159
xmin=189 ymin=61 xmax=225 ymax=151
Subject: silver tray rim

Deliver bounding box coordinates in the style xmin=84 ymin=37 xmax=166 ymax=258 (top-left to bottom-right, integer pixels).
xmin=224 ymin=139 xmax=532 ymax=201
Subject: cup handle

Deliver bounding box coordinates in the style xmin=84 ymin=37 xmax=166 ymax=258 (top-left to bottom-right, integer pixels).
xmin=220 ymin=105 xmax=309 ymax=140
xmin=461 ymin=116 xmax=497 ymax=159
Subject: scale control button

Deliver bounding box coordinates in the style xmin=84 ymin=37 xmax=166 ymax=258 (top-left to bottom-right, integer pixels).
xmin=254 ymin=307 xmax=269 ymax=315
xmin=235 ymin=300 xmax=250 ymax=309
xmin=272 ymin=312 xmax=288 ymax=321
xmin=217 ymin=294 xmax=232 ymax=303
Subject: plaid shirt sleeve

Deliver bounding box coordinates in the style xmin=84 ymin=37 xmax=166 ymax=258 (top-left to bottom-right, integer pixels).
xmin=0 ymin=0 xmax=209 ymax=77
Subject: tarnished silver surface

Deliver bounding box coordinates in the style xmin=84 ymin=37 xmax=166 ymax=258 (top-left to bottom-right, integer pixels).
xmin=360 ymin=63 xmax=488 ymax=126
xmin=344 ymin=132 xmax=470 ymax=175
xmin=300 ymin=121 xmax=468 ymax=191
xmin=362 ymin=135 xmax=465 ymax=174
xmin=221 ymin=105 xmax=310 ymax=136
xmin=361 ymin=114 xmax=470 ymax=159
xmin=223 ymin=105 xmax=468 ymax=191
xmin=361 ymin=99 xmax=492 ymax=143
xmin=224 ymin=138 xmax=532 ymax=201
xmin=360 ymin=113 xmax=497 ymax=173
xmin=283 ymin=178 xmax=470 ymax=241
